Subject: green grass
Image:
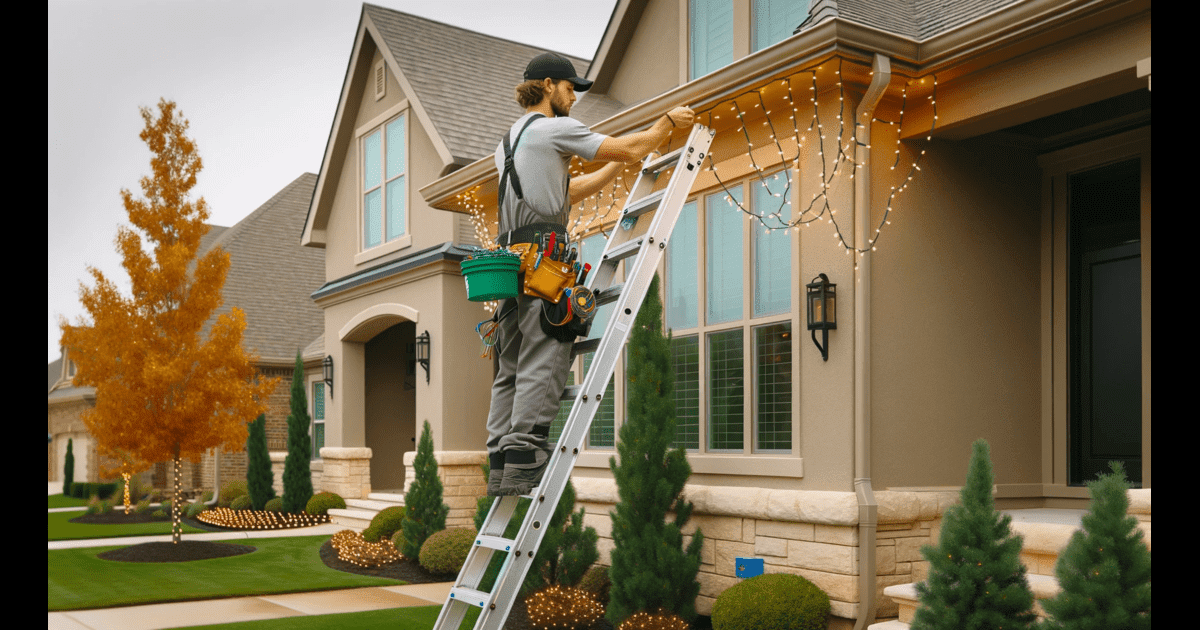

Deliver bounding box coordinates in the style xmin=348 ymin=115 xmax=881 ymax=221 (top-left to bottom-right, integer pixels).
xmin=175 ymin=605 xmax=482 ymax=630
xmin=48 ymin=535 xmax=404 ymax=611
xmin=178 ymin=605 xmax=482 ymax=630
xmin=48 ymin=493 xmax=88 ymax=509
xmin=48 ymin=509 xmax=207 ymax=540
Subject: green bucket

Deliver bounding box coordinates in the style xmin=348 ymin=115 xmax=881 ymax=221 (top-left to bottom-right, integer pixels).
xmin=461 ymin=256 xmax=521 ymax=302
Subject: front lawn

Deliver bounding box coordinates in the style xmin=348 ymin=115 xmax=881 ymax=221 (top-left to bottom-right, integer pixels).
xmin=48 ymin=535 xmax=403 ymax=611
xmin=177 ymin=606 xmax=461 ymax=630
xmin=48 ymin=493 xmax=88 ymax=509
xmin=48 ymin=509 xmax=206 ymax=541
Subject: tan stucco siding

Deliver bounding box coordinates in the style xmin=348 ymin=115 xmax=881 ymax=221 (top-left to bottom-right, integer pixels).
xmin=606 ymin=0 xmax=682 ymax=107
xmin=869 ymin=136 xmax=1042 ymax=490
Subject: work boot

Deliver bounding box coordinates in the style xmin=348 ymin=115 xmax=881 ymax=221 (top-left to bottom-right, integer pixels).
xmin=487 ymin=452 xmax=505 ymax=497
xmin=499 ymin=448 xmax=550 ymax=496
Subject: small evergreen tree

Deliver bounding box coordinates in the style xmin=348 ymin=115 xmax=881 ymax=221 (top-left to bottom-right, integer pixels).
xmin=913 ymin=439 xmax=1037 ymax=630
xmin=402 ymin=420 xmax=449 ymax=559
xmin=607 ymin=275 xmax=704 ymax=626
xmin=63 ymin=438 xmax=75 ymax=496
xmin=1040 ymin=461 xmax=1151 ymax=629
xmin=246 ymin=413 xmax=275 ymax=510
xmin=282 ymin=352 xmax=313 ymax=513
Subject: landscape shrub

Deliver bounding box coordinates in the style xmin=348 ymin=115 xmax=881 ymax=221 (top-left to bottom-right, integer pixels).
xmin=264 ymin=497 xmax=284 ymax=512
xmin=391 ymin=528 xmax=407 ymax=555
xmin=526 ymin=585 xmax=604 ymax=630
xmin=363 ymin=506 xmax=406 ymax=543
xmin=219 ymin=479 xmax=248 ymax=508
xmin=711 ymin=573 xmax=830 ymax=630
xmin=230 ymin=494 xmax=253 ymax=511
xmin=186 ymin=501 xmax=207 ymax=519
xmin=401 ymin=420 xmax=448 ymax=559
xmin=151 ymin=508 xmax=167 ymax=518
xmin=86 ymin=496 xmax=102 ymax=515
xmin=135 ymin=497 xmax=152 ymax=514
xmin=579 ymin=565 xmax=612 ymax=606
xmin=305 ymin=491 xmax=346 ymax=516
xmin=70 ymin=482 xmax=119 ymax=500
xmin=418 ymin=527 xmax=475 ymax=574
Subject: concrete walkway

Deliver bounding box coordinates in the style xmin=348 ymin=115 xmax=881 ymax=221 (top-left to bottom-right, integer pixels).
xmin=48 ymin=483 xmax=453 ymax=629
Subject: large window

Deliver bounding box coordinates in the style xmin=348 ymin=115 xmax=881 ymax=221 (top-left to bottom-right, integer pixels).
xmin=361 ymin=113 xmax=407 ymax=250
xmin=690 ymin=0 xmax=733 ymax=80
xmin=555 ymin=175 xmax=795 ymax=459
xmin=752 ymin=0 xmax=809 ymax=52
xmin=311 ymin=381 xmax=326 ymax=459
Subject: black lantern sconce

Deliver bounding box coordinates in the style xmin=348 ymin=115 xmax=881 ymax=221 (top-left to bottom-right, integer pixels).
xmin=806 ymin=274 xmax=837 ymax=361
xmin=415 ymin=330 xmax=431 ymax=384
xmin=323 ymin=355 xmax=334 ymax=398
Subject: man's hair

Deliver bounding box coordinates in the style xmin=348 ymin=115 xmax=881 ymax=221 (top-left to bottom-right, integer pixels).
xmin=515 ymin=78 xmax=554 ymax=109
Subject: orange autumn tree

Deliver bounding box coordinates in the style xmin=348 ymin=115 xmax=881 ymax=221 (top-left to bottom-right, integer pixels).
xmin=60 ymin=99 xmax=277 ymax=544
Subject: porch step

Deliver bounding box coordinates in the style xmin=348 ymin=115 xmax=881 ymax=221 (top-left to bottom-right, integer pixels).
xmin=875 ymin=575 xmax=1060 ymax=629
xmin=328 ymin=492 xmax=405 ymax=531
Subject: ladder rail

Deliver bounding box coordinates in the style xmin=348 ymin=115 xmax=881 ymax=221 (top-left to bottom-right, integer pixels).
xmin=433 ymin=124 xmax=714 ymax=630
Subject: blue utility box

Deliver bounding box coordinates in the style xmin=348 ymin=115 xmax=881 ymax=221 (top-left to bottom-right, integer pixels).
xmin=735 ymin=557 xmax=764 ymax=578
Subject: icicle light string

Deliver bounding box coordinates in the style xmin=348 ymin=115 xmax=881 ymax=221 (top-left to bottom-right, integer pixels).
xmin=457 ymin=60 xmax=936 ymax=259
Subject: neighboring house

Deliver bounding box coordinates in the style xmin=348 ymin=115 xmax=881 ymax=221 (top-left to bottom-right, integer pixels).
xmin=49 ymin=173 xmax=327 ymax=499
xmin=303 ymin=1 xmax=1149 ymax=625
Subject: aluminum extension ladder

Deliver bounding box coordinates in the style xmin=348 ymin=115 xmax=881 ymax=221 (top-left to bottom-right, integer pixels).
xmin=433 ymin=123 xmax=715 ymax=630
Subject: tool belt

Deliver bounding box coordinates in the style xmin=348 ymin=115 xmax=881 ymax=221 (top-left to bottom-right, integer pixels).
xmin=496 ymin=223 xmax=595 ymax=342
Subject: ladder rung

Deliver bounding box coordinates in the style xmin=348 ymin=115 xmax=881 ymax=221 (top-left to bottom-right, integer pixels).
xmin=474 ymin=534 xmax=514 ymax=552
xmin=595 ymin=282 xmax=624 ymax=306
xmin=571 ymin=337 xmax=600 ymax=358
xmin=602 ymin=238 xmax=643 ymax=264
xmin=560 ymin=385 xmax=580 ymax=401
xmin=642 ymin=147 xmax=683 ymax=173
xmin=448 ymin=586 xmax=491 ymax=608
xmin=623 ymin=189 xmax=665 ymax=219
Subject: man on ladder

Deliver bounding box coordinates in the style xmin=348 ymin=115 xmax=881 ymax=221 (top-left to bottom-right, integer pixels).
xmin=487 ymin=51 xmax=694 ymax=496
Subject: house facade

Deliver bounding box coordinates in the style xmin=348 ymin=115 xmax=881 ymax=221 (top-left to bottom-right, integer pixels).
xmin=307 ymin=1 xmax=1149 ymax=627
xmin=49 ymin=173 xmax=327 ymax=499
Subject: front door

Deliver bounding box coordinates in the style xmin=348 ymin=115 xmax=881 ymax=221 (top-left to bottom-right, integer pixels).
xmin=1069 ymin=158 xmax=1141 ymax=485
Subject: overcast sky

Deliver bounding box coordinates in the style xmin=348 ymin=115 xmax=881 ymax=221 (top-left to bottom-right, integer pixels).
xmin=48 ymin=0 xmax=618 ymax=363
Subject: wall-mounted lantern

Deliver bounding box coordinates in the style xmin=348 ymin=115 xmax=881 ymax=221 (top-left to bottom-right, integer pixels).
xmin=806 ymin=273 xmax=837 ymax=361
xmin=323 ymin=355 xmax=334 ymax=398
xmin=415 ymin=330 xmax=431 ymax=384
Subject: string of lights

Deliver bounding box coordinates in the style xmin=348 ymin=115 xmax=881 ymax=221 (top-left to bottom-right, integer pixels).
xmin=196 ymin=506 xmax=331 ymax=530
xmin=453 ymin=57 xmax=937 ymax=263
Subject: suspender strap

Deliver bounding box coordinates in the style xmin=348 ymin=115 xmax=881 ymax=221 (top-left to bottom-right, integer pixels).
xmin=498 ymin=114 xmax=545 ymax=210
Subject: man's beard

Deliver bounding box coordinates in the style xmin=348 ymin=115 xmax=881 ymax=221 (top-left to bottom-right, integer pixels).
xmin=551 ymin=94 xmax=571 ymax=117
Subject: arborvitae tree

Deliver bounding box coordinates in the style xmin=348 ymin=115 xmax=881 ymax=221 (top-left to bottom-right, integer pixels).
xmin=402 ymin=420 xmax=449 ymax=559
xmin=246 ymin=413 xmax=275 ymax=510
xmin=63 ymin=438 xmax=75 ymax=496
xmin=283 ymin=352 xmax=313 ymax=513
xmin=1040 ymin=462 xmax=1151 ymax=629
xmin=607 ymin=274 xmax=704 ymax=626
xmin=913 ymin=439 xmax=1037 ymax=630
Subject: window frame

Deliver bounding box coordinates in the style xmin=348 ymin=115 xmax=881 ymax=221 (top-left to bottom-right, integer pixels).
xmin=307 ymin=374 xmax=327 ymax=461
xmin=354 ymin=99 xmax=412 ymax=265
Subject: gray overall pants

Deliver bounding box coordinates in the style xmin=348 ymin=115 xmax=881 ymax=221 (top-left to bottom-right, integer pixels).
xmin=485 ymin=293 xmax=573 ymax=471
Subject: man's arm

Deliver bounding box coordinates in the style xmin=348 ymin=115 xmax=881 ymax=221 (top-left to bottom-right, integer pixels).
xmin=568 ymin=161 xmax=627 ymax=205
xmin=593 ymin=107 xmax=695 ymax=163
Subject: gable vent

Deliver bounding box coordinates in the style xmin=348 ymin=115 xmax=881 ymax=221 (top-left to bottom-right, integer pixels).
xmin=374 ymin=60 xmax=386 ymax=101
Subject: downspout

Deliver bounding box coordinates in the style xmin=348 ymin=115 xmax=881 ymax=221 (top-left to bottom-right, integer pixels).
xmin=853 ymin=53 xmax=890 ymax=630
xmin=205 ymin=450 xmax=221 ymax=507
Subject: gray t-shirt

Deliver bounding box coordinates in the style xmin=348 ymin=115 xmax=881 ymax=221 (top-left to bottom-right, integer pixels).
xmin=494 ymin=113 xmax=608 ymax=234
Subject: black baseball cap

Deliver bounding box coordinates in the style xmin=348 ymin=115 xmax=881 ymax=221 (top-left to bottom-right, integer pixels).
xmin=524 ymin=52 xmax=593 ymax=92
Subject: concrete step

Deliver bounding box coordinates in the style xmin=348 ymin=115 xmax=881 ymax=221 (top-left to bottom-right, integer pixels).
xmin=881 ymin=574 xmax=1060 ymax=627
xmin=328 ymin=493 xmax=405 ymax=531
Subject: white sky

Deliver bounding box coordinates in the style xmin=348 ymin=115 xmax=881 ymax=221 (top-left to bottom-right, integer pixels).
xmin=48 ymin=0 xmax=618 ymax=363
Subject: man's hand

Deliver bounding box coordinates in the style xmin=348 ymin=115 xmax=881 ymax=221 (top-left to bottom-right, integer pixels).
xmin=664 ymin=106 xmax=695 ymax=128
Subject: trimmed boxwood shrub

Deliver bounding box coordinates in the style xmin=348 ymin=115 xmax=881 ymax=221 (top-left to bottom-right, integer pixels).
xmin=264 ymin=497 xmax=284 ymax=512
xmin=391 ymin=528 xmax=407 ymax=555
xmin=363 ymin=506 xmax=406 ymax=543
xmin=711 ymin=573 xmax=830 ymax=630
xmin=306 ymin=491 xmax=346 ymax=516
xmin=70 ymin=482 xmax=119 ymax=500
xmin=230 ymin=494 xmax=253 ymax=511
xmin=419 ymin=527 xmax=475 ymax=574
xmin=220 ymin=479 xmax=248 ymax=508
